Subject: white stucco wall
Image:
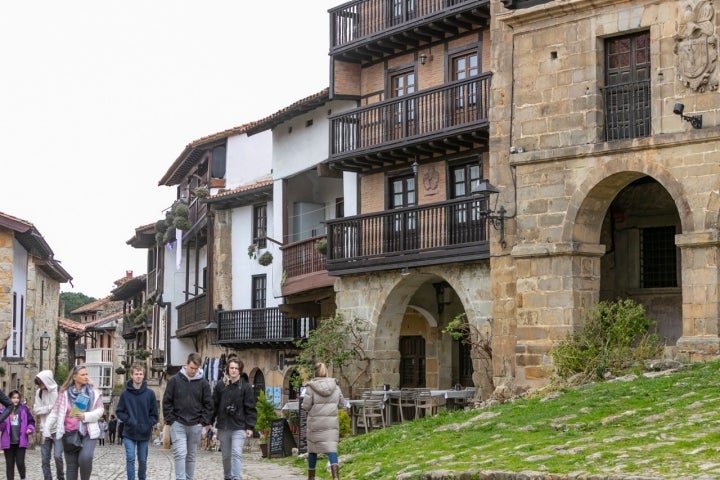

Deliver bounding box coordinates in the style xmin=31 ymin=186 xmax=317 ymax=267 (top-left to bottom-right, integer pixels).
xmin=231 ymin=202 xmax=280 ymax=307
xmin=225 ymin=130 xmax=272 ymax=188
xmin=10 ymin=239 xmax=27 ymax=357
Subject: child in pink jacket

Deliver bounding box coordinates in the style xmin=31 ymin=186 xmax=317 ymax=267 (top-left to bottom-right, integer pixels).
xmin=0 ymin=390 xmax=36 ymax=480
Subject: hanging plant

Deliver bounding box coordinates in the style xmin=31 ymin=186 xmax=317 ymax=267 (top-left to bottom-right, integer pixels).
xmin=174 ymin=216 xmax=192 ymax=230
xmin=248 ymin=244 xmax=257 ymax=259
xmin=115 ymin=367 xmax=126 ymax=375
xmin=163 ymin=228 xmax=176 ymax=244
xmin=258 ymin=251 xmax=273 ymax=266
xmin=194 ymin=186 xmax=210 ymax=198
xmin=172 ymin=202 xmax=190 ymax=219
xmin=315 ymin=238 xmax=327 ymax=255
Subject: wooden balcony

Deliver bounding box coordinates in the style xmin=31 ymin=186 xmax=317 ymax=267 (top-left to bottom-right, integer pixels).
xmin=330 ymin=0 xmax=490 ymax=64
xmin=329 ymin=75 xmax=491 ymax=172
xmin=216 ymin=307 xmax=316 ymax=348
xmin=85 ymin=348 xmax=113 ymax=364
xmin=326 ymin=195 xmax=491 ymax=275
xmin=176 ymin=293 xmax=209 ymax=337
xmin=280 ymin=236 xmax=336 ymax=296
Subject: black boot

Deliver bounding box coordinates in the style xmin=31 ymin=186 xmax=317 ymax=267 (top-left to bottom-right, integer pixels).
xmin=308 ymin=467 xmax=316 ymax=479
xmin=331 ymin=463 xmax=340 ymax=480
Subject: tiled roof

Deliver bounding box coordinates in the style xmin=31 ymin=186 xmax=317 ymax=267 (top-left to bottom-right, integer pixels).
xmin=59 ymin=318 xmax=84 ymax=334
xmin=70 ymin=297 xmax=111 ymax=314
xmin=246 ymin=89 xmax=330 ymax=136
xmin=203 ymin=179 xmax=274 ymax=209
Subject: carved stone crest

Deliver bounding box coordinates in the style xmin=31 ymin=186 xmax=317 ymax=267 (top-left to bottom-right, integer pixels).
xmin=423 ymin=165 xmax=440 ymax=196
xmin=674 ymin=0 xmax=719 ymax=92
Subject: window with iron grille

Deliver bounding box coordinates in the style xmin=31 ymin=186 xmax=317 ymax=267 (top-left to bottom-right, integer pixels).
xmin=252 ymin=275 xmax=267 ymax=309
xmin=640 ymin=226 xmax=677 ymax=288
xmin=253 ymin=204 xmax=267 ymax=249
xmin=603 ymin=32 xmax=651 ymax=141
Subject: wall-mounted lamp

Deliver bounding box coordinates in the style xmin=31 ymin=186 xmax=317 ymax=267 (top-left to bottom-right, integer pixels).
xmin=673 ymin=102 xmax=702 ymax=129
xmin=400 ymin=267 xmax=411 ymax=276
xmin=432 ymin=281 xmax=452 ymax=314
xmin=475 ymin=179 xmax=507 ymax=248
xmin=412 ymin=160 xmax=419 ymax=175
xmin=33 ymin=331 xmax=51 ymax=371
xmin=419 ymin=53 xmax=428 ymax=65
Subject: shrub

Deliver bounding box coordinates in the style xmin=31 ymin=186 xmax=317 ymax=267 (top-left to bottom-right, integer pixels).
xmin=338 ymin=409 xmax=352 ymax=438
xmin=258 ymin=251 xmax=273 ymax=266
xmin=550 ymin=298 xmax=664 ymax=382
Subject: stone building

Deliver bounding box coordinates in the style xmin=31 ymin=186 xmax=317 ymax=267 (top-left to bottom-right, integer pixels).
xmin=323 ymin=0 xmax=720 ymax=395
xmin=0 ymin=211 xmax=72 ymax=401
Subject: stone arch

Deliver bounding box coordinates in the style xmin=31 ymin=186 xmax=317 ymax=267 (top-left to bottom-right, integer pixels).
xmin=563 ymin=159 xmax=692 ymax=244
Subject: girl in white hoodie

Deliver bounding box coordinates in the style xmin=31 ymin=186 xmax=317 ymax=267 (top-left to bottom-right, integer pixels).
xmin=34 ymin=370 xmax=64 ymax=480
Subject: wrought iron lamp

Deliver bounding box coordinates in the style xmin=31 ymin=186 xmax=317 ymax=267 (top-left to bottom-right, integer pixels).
xmin=673 ymin=103 xmax=702 ymax=129
xmin=475 ymin=179 xmax=507 ymax=248
xmin=34 ymin=331 xmax=51 ymax=371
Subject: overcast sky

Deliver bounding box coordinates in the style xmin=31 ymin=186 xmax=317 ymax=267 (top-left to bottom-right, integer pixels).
xmin=0 ymin=1 xmax=340 ymax=299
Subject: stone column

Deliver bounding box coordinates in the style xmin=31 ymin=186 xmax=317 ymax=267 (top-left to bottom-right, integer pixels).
xmin=212 ymin=209 xmax=233 ymax=310
xmin=0 ymin=230 xmax=13 ymax=350
xmin=675 ymin=231 xmax=720 ymax=360
xmin=511 ymin=242 xmax=605 ymax=387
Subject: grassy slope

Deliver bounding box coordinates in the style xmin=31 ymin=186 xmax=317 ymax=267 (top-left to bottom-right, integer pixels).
xmin=285 ymin=359 xmax=720 ymax=479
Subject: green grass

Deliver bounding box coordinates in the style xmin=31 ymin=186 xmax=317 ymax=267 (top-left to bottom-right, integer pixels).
xmin=280 ymin=359 xmax=720 ymax=479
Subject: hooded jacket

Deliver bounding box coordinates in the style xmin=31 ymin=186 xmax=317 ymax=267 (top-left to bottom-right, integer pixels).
xmin=116 ymin=379 xmax=159 ymax=441
xmin=0 ymin=401 xmax=35 ymax=449
xmin=33 ymin=370 xmax=59 ymax=434
xmin=162 ymin=367 xmax=213 ymax=427
xmin=43 ymin=384 xmax=104 ymax=440
xmin=301 ymin=376 xmax=344 ymax=454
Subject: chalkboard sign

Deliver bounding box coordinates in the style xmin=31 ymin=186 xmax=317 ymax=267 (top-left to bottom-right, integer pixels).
xmin=268 ymin=418 xmax=295 ymax=458
xmin=298 ymin=396 xmax=308 ymax=454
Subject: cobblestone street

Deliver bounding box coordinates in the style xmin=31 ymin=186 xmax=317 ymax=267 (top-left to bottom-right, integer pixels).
xmin=23 ymin=440 xmax=307 ymax=480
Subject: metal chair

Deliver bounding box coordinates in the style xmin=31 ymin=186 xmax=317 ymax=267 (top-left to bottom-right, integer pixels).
xmin=391 ymin=388 xmax=418 ymax=423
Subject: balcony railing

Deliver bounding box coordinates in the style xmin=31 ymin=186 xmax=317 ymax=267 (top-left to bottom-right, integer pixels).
xmin=330 ymin=75 xmax=491 ymax=160
xmin=281 ymin=236 xmax=327 ymax=279
xmin=86 ymin=348 xmax=113 ymax=363
xmin=326 ymin=195 xmax=491 ymax=275
xmin=177 ymin=293 xmax=209 ymax=333
xmin=331 ymin=0 xmax=485 ymax=53
xmin=217 ymin=307 xmax=316 ymax=346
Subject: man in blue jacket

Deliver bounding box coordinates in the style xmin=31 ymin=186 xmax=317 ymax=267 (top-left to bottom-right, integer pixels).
xmin=162 ymin=352 xmax=213 ymax=480
xmin=116 ymin=364 xmax=158 ymax=480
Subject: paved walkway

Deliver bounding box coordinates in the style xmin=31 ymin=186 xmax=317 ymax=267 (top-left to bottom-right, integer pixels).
xmin=23 ymin=440 xmax=307 ymax=480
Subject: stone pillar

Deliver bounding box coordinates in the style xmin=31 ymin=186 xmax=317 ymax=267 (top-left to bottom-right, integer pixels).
xmin=0 ymin=229 xmax=13 ymax=350
xmin=511 ymin=242 xmax=605 ymax=387
xmin=675 ymin=231 xmax=720 ymax=360
xmin=212 ymin=209 xmax=233 ymax=310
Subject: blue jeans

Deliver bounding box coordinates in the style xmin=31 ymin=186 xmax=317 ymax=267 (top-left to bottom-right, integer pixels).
xmin=216 ymin=429 xmax=247 ymax=480
xmin=123 ymin=438 xmax=149 ymax=480
xmin=41 ymin=434 xmax=65 ymax=480
xmin=169 ymin=423 xmax=202 ymax=480
xmin=308 ymin=451 xmax=339 ymax=469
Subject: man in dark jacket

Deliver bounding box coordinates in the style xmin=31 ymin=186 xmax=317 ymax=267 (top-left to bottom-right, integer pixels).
xmin=162 ymin=352 xmax=213 ymax=480
xmin=108 ymin=415 xmax=117 ymax=445
xmin=116 ymin=364 xmax=158 ymax=480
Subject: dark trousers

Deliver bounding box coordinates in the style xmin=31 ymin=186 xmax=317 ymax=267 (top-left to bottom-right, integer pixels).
xmin=109 ymin=430 xmax=116 ymax=444
xmin=4 ymin=444 xmax=27 ymax=480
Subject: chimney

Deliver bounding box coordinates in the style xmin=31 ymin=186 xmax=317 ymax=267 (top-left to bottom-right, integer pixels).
xmin=126 ymin=270 xmax=133 ymax=279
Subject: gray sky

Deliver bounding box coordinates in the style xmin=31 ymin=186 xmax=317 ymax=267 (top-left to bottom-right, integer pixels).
xmin=0 ymin=1 xmax=339 ymax=299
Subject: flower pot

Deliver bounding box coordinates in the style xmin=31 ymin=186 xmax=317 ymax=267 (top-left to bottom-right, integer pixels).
xmin=260 ymin=442 xmax=268 ymax=458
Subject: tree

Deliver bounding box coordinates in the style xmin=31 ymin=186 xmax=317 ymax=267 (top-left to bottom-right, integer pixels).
xmin=295 ymin=313 xmax=370 ymax=398
xmin=59 ymin=292 xmax=97 ymax=317
xmin=443 ymin=313 xmax=494 ymax=395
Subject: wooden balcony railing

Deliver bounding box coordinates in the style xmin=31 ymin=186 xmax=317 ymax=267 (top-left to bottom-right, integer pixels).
xmin=146 ymin=268 xmax=158 ymax=297
xmin=330 ymin=75 xmax=491 ymax=159
xmin=331 ymin=0 xmax=477 ymax=50
xmin=326 ymin=195 xmax=492 ymax=275
xmin=177 ymin=293 xmax=209 ymax=331
xmin=281 ymin=236 xmax=327 ymax=279
xmin=217 ymin=308 xmax=316 ymax=346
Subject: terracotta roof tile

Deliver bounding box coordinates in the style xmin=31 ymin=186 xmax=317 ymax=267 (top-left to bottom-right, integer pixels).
xmin=70 ymin=297 xmax=111 ymax=314
xmin=246 ymin=89 xmax=330 ymax=136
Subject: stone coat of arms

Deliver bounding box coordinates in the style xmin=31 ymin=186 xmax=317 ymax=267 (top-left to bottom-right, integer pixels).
xmin=674 ymin=0 xmax=719 ymax=92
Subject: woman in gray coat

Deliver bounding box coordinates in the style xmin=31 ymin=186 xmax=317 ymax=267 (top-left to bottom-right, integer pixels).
xmin=301 ymin=363 xmax=344 ymax=480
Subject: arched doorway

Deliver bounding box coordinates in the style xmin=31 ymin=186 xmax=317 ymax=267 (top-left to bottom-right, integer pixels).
xmin=599 ymin=176 xmax=682 ymax=345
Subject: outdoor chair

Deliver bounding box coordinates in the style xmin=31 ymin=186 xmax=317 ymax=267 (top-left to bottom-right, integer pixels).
xmin=358 ymin=398 xmax=386 ymax=433
xmin=389 ymin=388 xmax=418 ymax=423
xmin=415 ymin=388 xmax=438 ymax=418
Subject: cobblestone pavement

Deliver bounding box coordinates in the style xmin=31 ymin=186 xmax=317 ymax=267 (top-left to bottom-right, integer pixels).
xmin=23 ymin=440 xmax=307 ymax=480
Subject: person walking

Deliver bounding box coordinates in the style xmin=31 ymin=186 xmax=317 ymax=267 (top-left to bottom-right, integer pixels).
xmin=108 ymin=414 xmax=118 ymax=445
xmin=302 ymin=362 xmax=345 ymax=480
xmin=116 ymin=364 xmax=158 ymax=480
xmin=34 ymin=370 xmax=65 ymax=480
xmin=44 ymin=364 xmax=105 ymax=480
xmin=0 ymin=390 xmax=36 ymax=480
xmin=117 ymin=419 xmax=124 ymax=444
xmin=162 ymin=352 xmax=213 ymax=480
xmin=212 ymin=357 xmax=257 ymax=480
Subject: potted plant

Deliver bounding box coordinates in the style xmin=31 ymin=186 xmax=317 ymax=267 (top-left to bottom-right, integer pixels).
xmin=247 ymin=244 xmax=257 ymax=259
xmin=315 ymin=238 xmax=327 ymax=255
xmin=193 ymin=186 xmax=210 ymax=199
xmin=258 ymin=251 xmax=273 ymax=266
xmin=255 ymin=391 xmax=279 ymax=458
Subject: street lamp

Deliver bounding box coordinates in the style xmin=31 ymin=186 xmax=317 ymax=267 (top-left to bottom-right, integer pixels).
xmin=34 ymin=331 xmax=51 ymax=371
